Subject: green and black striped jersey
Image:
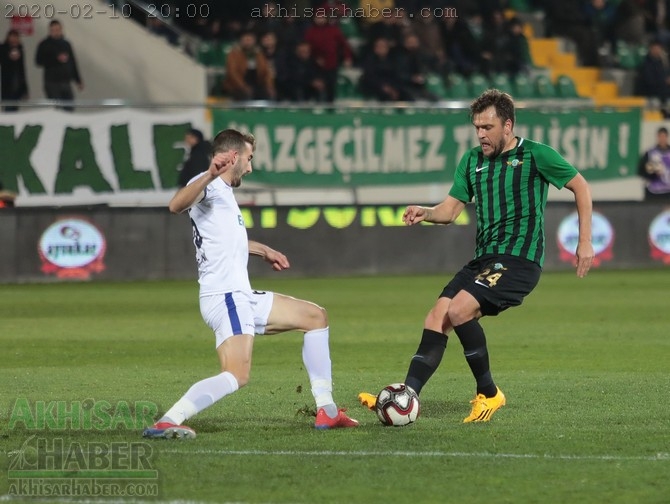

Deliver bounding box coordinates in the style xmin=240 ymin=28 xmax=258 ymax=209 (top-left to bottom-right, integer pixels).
xmin=449 ymin=137 xmax=578 ymax=266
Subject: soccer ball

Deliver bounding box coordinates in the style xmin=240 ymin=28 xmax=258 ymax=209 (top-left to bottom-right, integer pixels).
xmin=375 ymin=383 xmax=420 ymax=427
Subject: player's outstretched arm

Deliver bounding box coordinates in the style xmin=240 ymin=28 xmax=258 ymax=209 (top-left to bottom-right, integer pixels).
xmin=564 ymin=173 xmax=594 ymax=277
xmin=249 ymin=240 xmax=291 ymax=271
xmin=168 ymin=152 xmax=236 ymax=214
xmin=403 ymin=196 xmax=466 ymax=226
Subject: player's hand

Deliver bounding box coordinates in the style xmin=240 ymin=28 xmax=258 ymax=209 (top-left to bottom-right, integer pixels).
xmin=264 ymin=248 xmax=290 ymax=271
xmin=575 ymin=241 xmax=594 ymax=278
xmin=208 ymin=151 xmax=235 ymax=178
xmin=403 ymin=205 xmax=428 ymax=226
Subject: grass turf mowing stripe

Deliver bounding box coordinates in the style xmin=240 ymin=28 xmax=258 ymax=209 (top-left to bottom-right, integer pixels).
xmin=158 ymin=448 xmax=670 ymax=462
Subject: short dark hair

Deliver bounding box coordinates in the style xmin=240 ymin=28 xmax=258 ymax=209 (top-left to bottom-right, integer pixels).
xmin=186 ymin=128 xmax=204 ymax=142
xmin=211 ymin=129 xmax=256 ymax=156
xmin=658 ymin=127 xmax=668 ymax=135
xmin=470 ymin=88 xmax=516 ymax=127
xmin=49 ymin=20 xmax=62 ymax=27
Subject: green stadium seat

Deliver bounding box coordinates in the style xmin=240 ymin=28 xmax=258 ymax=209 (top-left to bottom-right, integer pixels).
xmin=469 ymin=73 xmax=490 ymax=96
xmin=513 ymin=74 xmax=534 ymax=98
xmin=445 ymin=73 xmax=470 ymax=99
xmin=425 ymin=74 xmax=449 ymax=99
xmin=219 ymin=42 xmax=234 ymax=67
xmin=534 ymin=74 xmax=556 ymax=98
xmin=336 ymin=73 xmax=363 ymax=99
xmin=339 ymin=17 xmax=361 ymax=39
xmin=616 ymin=42 xmax=638 ymax=69
xmin=491 ymin=73 xmax=514 ymax=94
xmin=555 ymin=74 xmax=579 ymax=98
xmin=635 ymin=44 xmax=648 ymax=65
xmin=197 ymin=41 xmax=216 ymax=66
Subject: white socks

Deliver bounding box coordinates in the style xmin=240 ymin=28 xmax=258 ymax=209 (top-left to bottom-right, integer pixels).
xmin=303 ymin=327 xmax=337 ymax=417
xmin=161 ymin=371 xmax=239 ymax=425
xmin=161 ymin=328 xmax=338 ymax=425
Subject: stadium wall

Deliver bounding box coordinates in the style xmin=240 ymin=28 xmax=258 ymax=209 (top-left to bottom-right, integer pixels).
xmin=1 ymin=203 xmax=668 ymax=284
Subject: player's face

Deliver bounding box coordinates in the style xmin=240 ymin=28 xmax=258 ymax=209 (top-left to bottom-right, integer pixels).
xmin=230 ymin=143 xmax=254 ymax=187
xmin=472 ymin=106 xmax=510 ymax=159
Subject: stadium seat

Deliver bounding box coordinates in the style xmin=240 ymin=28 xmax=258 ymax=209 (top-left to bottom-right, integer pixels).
xmin=469 ymin=73 xmax=490 ymax=96
xmin=445 ymin=73 xmax=470 ymax=99
xmin=197 ymin=41 xmax=216 ymax=66
xmin=339 ymin=17 xmax=361 ymax=39
xmin=336 ymin=72 xmax=363 ymax=99
xmin=616 ymin=42 xmax=638 ymax=69
xmin=219 ymin=42 xmax=234 ymax=67
xmin=425 ymin=74 xmax=449 ymax=99
xmin=534 ymin=74 xmax=556 ymax=98
xmin=556 ymin=75 xmax=579 ymax=98
xmin=491 ymin=73 xmax=514 ymax=94
xmin=513 ymin=74 xmax=534 ymax=98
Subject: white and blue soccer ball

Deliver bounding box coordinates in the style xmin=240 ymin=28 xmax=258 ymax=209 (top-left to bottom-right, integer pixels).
xmin=375 ymin=383 xmax=420 ymax=427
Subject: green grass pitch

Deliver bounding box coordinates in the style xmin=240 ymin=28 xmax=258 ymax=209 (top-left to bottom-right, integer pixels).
xmin=1 ymin=270 xmax=669 ymax=503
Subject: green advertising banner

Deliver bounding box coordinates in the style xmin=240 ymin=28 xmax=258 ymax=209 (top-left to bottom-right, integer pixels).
xmin=213 ymin=108 xmax=640 ymax=186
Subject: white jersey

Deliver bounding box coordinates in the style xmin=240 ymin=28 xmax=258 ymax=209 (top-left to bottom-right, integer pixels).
xmin=187 ymin=174 xmax=251 ymax=297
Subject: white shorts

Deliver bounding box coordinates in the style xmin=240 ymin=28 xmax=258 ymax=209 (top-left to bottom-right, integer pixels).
xmin=199 ymin=290 xmax=274 ymax=348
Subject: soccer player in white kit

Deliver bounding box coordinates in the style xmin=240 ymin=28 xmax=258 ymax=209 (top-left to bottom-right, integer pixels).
xmin=143 ymin=129 xmax=358 ymax=439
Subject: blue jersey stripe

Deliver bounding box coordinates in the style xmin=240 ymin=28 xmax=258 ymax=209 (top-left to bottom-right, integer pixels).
xmin=225 ymin=293 xmax=242 ymax=335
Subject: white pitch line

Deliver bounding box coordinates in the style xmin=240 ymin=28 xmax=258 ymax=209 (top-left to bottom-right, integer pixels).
xmin=158 ymin=448 xmax=670 ymax=462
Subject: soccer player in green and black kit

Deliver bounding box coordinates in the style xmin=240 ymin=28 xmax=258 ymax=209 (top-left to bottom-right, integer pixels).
xmin=360 ymin=89 xmax=595 ymax=422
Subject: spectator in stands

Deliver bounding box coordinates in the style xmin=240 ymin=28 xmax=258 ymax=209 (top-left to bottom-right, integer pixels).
xmin=482 ymin=10 xmax=512 ymax=76
xmin=222 ymin=30 xmax=276 ymax=101
xmin=395 ymin=33 xmax=439 ymax=101
xmin=0 ymin=29 xmax=28 ymax=112
xmin=411 ymin=8 xmax=449 ymax=75
xmin=545 ymin=0 xmax=599 ymax=66
xmin=35 ymin=20 xmax=83 ymax=112
xmin=583 ymin=0 xmax=618 ymax=53
xmin=314 ymin=0 xmax=350 ymax=19
xmin=507 ymin=17 xmax=532 ymax=77
xmin=636 ymin=39 xmax=670 ymax=111
xmin=440 ymin=13 xmax=481 ymax=77
xmin=276 ymin=41 xmax=327 ymax=101
xmin=303 ymin=10 xmax=353 ymax=102
xmin=365 ymin=6 xmax=414 ymax=55
xmin=178 ymin=128 xmax=212 ymax=188
xmin=360 ymin=37 xmax=411 ymax=101
xmin=638 ymin=126 xmax=670 ymax=200
xmin=613 ymin=0 xmax=647 ymax=47
xmin=251 ymin=1 xmax=283 ymax=35
xmin=643 ymin=0 xmax=670 ymax=45
xmin=260 ymin=31 xmax=280 ymax=80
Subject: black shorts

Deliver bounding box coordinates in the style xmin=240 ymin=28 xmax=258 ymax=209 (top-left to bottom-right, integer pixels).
xmin=440 ymin=254 xmax=542 ymax=317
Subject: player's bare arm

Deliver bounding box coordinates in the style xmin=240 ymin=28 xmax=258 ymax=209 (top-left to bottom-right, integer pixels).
xmin=564 ymin=173 xmax=595 ymax=277
xmin=248 ymin=240 xmax=290 ymax=271
xmin=168 ymin=152 xmax=236 ymax=214
xmin=403 ymin=196 xmax=466 ymax=226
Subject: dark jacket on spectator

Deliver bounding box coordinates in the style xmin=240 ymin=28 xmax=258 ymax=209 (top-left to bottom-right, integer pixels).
xmin=0 ymin=41 xmax=28 ymax=100
xmin=35 ymin=36 xmax=81 ymax=85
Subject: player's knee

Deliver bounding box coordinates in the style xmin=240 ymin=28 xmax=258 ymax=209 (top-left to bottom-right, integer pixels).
xmin=304 ymin=304 xmax=328 ymax=331
xmin=226 ymin=362 xmax=251 ymax=388
xmin=231 ymin=369 xmax=250 ymax=388
xmin=447 ymin=302 xmax=474 ymax=327
xmin=425 ymin=306 xmax=448 ymax=332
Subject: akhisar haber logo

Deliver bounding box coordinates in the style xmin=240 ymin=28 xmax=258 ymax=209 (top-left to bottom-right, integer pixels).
xmin=557 ymin=211 xmax=614 ymax=267
xmin=648 ymin=209 xmax=670 ymax=264
xmin=38 ymin=218 xmax=106 ymax=279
